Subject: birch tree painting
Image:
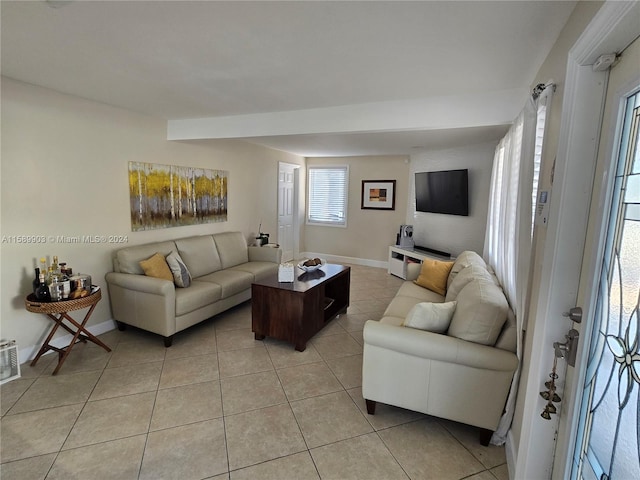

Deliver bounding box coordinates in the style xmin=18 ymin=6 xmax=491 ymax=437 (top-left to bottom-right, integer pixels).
xmin=129 ymin=161 xmax=228 ymax=231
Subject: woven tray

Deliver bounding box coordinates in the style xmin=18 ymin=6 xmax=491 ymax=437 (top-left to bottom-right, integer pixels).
xmin=25 ymin=288 xmax=101 ymax=314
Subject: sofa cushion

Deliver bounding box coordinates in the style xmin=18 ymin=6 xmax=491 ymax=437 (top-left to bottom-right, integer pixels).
xmin=383 ymin=284 xmax=444 ymax=321
xmin=447 ymin=279 xmax=509 ymax=346
xmin=116 ymin=241 xmax=177 ymax=274
xmin=175 ymin=280 xmax=222 ymax=316
xmin=445 ymin=264 xmax=495 ymax=302
xmin=494 ymin=309 xmax=518 ymax=353
xmin=213 ymin=232 xmax=249 ymax=269
xmin=229 ymin=262 xmax=278 ymax=282
xmin=447 ymin=251 xmax=488 ymax=289
xmin=166 ymin=250 xmax=192 ymax=288
xmin=403 ymin=301 xmax=457 ymax=333
xmin=139 ymin=253 xmax=173 ymax=281
xmin=396 ymin=281 xmax=446 ymax=303
xmin=175 ymin=236 xmax=222 ymax=278
xmin=414 ymin=259 xmax=454 ymax=296
xmin=380 ymin=315 xmax=405 ymax=326
xmin=198 ymin=270 xmax=254 ymax=298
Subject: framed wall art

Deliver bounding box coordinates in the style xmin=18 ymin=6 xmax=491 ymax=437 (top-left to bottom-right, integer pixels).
xmin=361 ymin=180 xmax=396 ymax=210
xmin=129 ymin=161 xmax=228 ymax=231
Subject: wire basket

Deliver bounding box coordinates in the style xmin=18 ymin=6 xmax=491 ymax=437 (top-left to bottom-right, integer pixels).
xmin=0 ymin=340 xmax=21 ymax=385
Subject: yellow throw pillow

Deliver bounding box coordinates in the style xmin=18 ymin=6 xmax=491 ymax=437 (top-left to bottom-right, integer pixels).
xmin=139 ymin=252 xmax=173 ymax=281
xmin=414 ymin=259 xmax=455 ymax=296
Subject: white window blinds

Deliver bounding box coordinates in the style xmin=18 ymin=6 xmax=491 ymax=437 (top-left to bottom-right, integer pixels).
xmin=531 ymin=87 xmax=554 ymax=235
xmin=307 ymin=166 xmax=348 ymax=226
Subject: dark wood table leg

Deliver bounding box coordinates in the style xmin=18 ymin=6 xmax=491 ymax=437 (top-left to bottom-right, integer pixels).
xmin=58 ymin=304 xmax=111 ymax=352
xmin=50 ymin=304 xmax=101 ymax=375
xmin=295 ymin=342 xmax=307 ymax=352
xmin=32 ymin=301 xmax=110 ymax=375
xmin=255 ymin=333 xmax=265 ymax=340
xmin=30 ymin=314 xmax=65 ymax=367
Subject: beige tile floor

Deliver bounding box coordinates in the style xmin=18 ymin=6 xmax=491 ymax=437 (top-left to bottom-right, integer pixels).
xmin=0 ymin=264 xmax=509 ymax=480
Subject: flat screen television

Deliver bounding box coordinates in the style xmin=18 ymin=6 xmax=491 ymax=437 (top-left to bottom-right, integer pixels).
xmin=415 ymin=169 xmax=469 ymax=216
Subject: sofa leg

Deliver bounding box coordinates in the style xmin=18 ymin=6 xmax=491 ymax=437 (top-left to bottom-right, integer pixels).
xmin=164 ymin=335 xmax=173 ymax=348
xmin=479 ymin=429 xmax=493 ymax=446
xmin=365 ymin=399 xmax=377 ymax=415
xmin=116 ymin=321 xmax=126 ymax=331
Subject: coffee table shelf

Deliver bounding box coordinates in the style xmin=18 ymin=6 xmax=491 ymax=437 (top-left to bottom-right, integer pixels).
xmin=251 ymin=264 xmax=350 ymax=351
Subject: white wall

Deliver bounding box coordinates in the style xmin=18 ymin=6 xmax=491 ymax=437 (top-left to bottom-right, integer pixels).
xmin=408 ymin=142 xmax=496 ymax=257
xmin=304 ymin=156 xmax=410 ymax=264
xmin=0 ymin=78 xmax=304 ymax=358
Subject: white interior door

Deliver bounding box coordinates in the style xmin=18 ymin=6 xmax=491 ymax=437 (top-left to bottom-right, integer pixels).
xmin=561 ymin=36 xmax=640 ymax=480
xmin=278 ymin=162 xmax=298 ymax=262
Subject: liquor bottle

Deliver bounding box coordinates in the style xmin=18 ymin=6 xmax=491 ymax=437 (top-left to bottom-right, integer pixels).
xmin=46 ymin=265 xmax=56 ymax=285
xmin=57 ymin=261 xmax=71 ymax=299
xmin=35 ymin=273 xmax=51 ymax=302
xmin=32 ymin=268 xmax=40 ymax=294
xmin=40 ymin=257 xmax=47 ymax=278
xmin=51 ymin=256 xmax=61 ymax=281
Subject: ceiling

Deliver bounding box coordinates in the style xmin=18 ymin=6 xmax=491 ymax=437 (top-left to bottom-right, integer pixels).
xmin=1 ymin=1 xmax=578 ymax=157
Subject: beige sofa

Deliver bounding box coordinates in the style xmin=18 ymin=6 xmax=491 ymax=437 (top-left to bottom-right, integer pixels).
xmin=362 ymin=251 xmax=518 ymax=445
xmin=105 ymin=232 xmax=281 ymax=346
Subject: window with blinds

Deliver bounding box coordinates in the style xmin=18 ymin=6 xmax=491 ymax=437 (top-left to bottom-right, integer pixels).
xmin=307 ymin=166 xmax=349 ymax=226
xmin=531 ymin=88 xmax=554 ymax=236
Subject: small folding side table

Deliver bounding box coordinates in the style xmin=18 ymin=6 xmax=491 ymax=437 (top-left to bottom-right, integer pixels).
xmin=25 ymin=288 xmax=111 ymax=375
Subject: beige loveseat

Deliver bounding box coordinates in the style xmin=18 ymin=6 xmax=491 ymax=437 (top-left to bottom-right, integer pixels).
xmin=362 ymin=251 xmax=518 ymax=445
xmin=105 ymin=232 xmax=281 ymax=346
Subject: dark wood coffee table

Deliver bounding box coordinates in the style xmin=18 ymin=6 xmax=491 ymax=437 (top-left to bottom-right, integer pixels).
xmin=251 ymin=264 xmax=350 ymax=351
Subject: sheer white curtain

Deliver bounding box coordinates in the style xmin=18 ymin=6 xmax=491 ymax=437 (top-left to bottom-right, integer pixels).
xmin=485 ymin=100 xmax=536 ymax=313
xmin=484 ymin=85 xmax=554 ymax=444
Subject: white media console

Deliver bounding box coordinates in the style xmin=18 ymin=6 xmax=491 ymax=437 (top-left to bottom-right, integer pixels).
xmin=388 ymin=245 xmax=455 ymax=280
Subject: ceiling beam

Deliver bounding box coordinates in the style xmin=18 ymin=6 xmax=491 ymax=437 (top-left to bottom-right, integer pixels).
xmin=167 ymin=88 xmax=526 ymax=141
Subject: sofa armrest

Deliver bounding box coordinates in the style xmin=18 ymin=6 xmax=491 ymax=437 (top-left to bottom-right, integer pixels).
xmin=105 ymin=272 xmax=176 ymax=337
xmin=248 ymin=246 xmax=282 ymax=264
xmin=406 ymin=262 xmax=421 ymax=281
xmin=105 ymin=272 xmax=175 ymax=295
xmin=363 ymin=320 xmax=517 ymax=372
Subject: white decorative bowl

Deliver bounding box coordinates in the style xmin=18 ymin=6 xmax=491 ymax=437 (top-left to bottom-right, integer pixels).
xmin=297 ymin=258 xmax=326 ymax=272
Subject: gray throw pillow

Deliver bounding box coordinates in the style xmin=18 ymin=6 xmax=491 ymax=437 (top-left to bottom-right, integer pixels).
xmin=166 ymin=250 xmax=192 ymax=288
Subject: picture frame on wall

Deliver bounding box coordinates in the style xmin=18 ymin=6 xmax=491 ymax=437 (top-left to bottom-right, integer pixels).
xmin=128 ymin=161 xmax=228 ymax=231
xmin=361 ymin=180 xmax=396 ymax=210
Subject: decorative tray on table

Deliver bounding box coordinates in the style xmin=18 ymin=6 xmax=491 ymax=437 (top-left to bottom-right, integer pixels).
xmin=25 ymin=286 xmax=101 ymax=313
xmin=297 ymin=258 xmax=326 ymax=272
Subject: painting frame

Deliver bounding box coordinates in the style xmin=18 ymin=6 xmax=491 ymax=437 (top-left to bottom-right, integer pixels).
xmin=128 ymin=161 xmax=228 ymax=231
xmin=361 ymin=180 xmax=396 ymax=210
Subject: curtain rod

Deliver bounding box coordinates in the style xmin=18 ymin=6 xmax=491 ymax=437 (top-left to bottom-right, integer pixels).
xmin=532 ymin=82 xmax=556 ymax=100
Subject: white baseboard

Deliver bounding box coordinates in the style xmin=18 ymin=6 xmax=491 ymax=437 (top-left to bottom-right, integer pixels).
xmin=301 ymin=252 xmax=387 ymax=270
xmin=19 ymin=318 xmax=117 ymax=364
xmin=505 ymin=429 xmax=517 ymax=480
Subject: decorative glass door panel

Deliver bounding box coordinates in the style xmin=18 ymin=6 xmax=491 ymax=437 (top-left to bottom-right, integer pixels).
xmin=573 ymin=89 xmax=640 ymax=480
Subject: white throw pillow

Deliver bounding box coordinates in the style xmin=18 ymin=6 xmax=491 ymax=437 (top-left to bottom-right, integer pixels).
xmin=447 ymin=279 xmax=508 ymax=346
xmin=165 ymin=250 xmax=192 ymax=288
xmin=445 ymin=264 xmax=494 ymax=302
xmin=403 ymin=301 xmax=457 ymax=333
xmin=447 ymin=251 xmax=488 ymax=289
